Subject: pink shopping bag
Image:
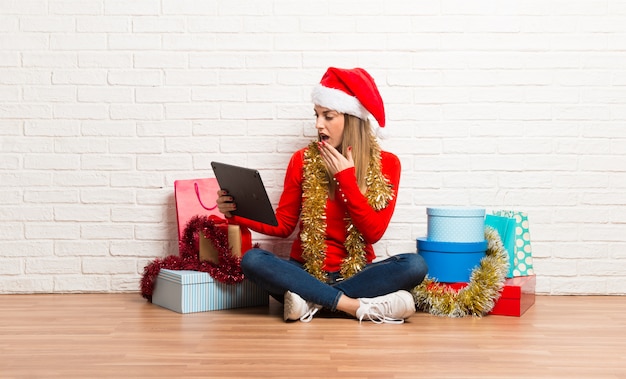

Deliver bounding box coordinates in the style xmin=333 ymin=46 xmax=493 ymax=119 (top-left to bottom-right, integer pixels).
xmin=174 ymin=178 xmax=222 ymax=244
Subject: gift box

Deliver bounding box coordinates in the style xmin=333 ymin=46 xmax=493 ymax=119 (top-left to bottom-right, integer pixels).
xmin=489 ymin=275 xmax=536 ymax=317
xmin=435 ymin=275 xmax=536 ymax=317
xmin=427 ymin=207 xmax=486 ymax=242
xmin=417 ymin=238 xmax=487 ymax=283
xmin=199 ymin=223 xmax=252 ymax=264
xmin=152 ymin=269 xmax=269 ymax=314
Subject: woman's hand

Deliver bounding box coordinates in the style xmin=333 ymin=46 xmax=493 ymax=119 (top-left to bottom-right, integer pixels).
xmin=216 ymin=189 xmax=236 ymax=218
xmin=318 ymin=140 xmax=354 ymax=176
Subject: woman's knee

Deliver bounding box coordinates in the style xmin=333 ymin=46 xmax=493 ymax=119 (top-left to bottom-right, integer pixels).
xmin=412 ymin=253 xmax=428 ymax=282
xmin=240 ymin=248 xmax=270 ymax=274
xmin=398 ymin=253 xmax=429 ymax=284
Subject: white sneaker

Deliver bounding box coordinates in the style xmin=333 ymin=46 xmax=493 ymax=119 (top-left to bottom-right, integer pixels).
xmin=356 ymin=290 xmax=416 ymax=324
xmin=283 ymin=291 xmax=322 ymax=322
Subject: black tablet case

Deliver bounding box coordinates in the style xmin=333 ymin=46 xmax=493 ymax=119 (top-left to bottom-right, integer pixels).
xmin=210 ymin=161 xmax=278 ymax=226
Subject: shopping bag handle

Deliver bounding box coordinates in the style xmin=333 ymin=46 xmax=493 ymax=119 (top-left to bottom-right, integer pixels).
xmin=194 ymin=182 xmax=218 ymax=211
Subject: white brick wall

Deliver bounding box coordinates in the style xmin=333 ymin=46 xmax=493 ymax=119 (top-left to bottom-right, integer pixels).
xmin=1 ymin=0 xmax=625 ymax=295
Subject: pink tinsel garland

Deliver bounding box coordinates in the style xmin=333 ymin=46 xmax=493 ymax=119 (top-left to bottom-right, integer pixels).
xmin=140 ymin=215 xmax=246 ymax=301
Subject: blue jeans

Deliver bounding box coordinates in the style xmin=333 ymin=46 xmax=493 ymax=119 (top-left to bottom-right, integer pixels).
xmin=241 ymin=248 xmax=428 ymax=311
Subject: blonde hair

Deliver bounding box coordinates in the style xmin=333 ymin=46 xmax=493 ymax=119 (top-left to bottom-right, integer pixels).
xmin=325 ymin=114 xmax=376 ymax=196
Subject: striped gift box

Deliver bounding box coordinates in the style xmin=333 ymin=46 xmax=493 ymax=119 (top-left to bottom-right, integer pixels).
xmin=152 ymin=269 xmax=269 ymax=314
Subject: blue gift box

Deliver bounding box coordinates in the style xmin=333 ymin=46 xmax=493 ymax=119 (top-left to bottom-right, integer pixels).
xmin=417 ymin=238 xmax=487 ymax=283
xmin=152 ymin=269 xmax=269 ymax=314
xmin=427 ymin=207 xmax=486 ymax=242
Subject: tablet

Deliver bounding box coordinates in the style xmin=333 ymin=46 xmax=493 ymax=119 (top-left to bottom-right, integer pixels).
xmin=210 ymin=161 xmax=278 ymax=226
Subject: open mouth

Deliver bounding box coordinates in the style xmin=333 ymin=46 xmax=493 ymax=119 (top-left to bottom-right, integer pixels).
xmin=319 ymin=134 xmax=330 ymax=142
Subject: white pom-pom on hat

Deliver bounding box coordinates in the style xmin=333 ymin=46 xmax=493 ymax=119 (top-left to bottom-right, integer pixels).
xmin=375 ymin=125 xmax=391 ymax=139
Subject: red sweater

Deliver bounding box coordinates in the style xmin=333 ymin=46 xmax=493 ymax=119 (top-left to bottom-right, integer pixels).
xmin=229 ymin=147 xmax=401 ymax=272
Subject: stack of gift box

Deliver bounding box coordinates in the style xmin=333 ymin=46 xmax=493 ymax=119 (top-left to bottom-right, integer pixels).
xmin=151 ymin=220 xmax=270 ymax=314
xmin=150 ymin=178 xmax=269 ymax=314
xmin=417 ymin=207 xmax=535 ymax=317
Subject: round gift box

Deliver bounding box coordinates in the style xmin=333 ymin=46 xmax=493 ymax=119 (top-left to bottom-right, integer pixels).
xmin=417 ymin=237 xmax=487 ymax=283
xmin=427 ymin=207 xmax=486 ymax=242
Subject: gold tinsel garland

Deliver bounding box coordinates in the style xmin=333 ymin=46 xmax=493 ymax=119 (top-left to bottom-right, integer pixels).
xmin=411 ymin=227 xmax=509 ymax=317
xmin=301 ymin=137 xmax=393 ymax=282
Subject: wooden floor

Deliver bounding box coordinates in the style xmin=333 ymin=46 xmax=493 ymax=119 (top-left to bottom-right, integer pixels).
xmin=0 ymin=294 xmax=625 ymax=379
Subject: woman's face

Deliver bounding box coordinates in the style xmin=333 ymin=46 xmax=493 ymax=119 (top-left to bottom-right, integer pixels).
xmin=314 ymin=105 xmax=345 ymax=149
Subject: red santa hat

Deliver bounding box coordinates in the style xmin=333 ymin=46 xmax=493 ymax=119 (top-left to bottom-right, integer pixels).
xmin=311 ymin=67 xmax=386 ymax=128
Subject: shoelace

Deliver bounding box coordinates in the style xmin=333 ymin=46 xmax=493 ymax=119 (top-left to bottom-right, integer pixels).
xmin=357 ymin=302 xmax=405 ymax=324
xmin=299 ymin=304 xmax=322 ymax=322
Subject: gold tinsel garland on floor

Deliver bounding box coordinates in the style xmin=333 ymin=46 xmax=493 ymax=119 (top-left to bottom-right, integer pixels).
xmin=411 ymin=227 xmax=509 ymax=317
